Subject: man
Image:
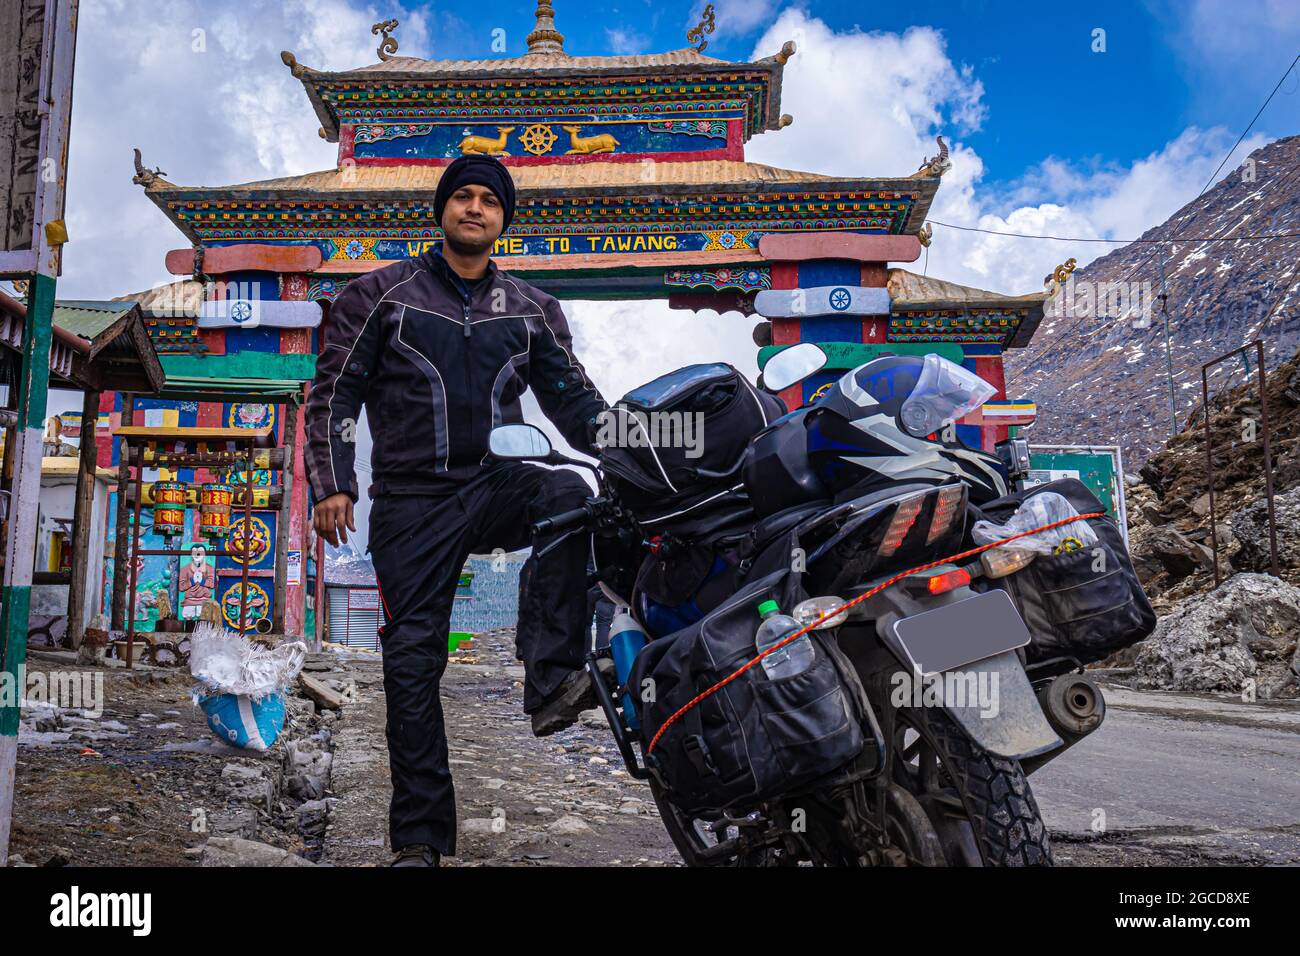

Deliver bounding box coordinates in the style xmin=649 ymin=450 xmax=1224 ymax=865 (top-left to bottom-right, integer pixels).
xmin=305 ymin=154 xmax=609 ymax=868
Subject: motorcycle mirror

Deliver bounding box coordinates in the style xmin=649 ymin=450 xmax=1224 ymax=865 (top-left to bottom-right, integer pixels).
xmin=763 ymin=342 xmax=828 ymax=391
xmin=488 ymin=423 xmax=553 ymax=460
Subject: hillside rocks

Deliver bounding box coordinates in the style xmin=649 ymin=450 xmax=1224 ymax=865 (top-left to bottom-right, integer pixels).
xmin=1007 ymin=135 xmax=1300 ymax=468
xmin=1132 ymin=573 xmax=1300 ymax=697
xmin=1231 ymin=484 xmax=1300 ymax=573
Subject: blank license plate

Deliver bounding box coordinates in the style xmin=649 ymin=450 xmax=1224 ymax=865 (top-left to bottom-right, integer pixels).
xmin=891 ymin=590 xmax=1031 ymax=675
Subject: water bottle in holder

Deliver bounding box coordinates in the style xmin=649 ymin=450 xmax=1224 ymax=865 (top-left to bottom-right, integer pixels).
xmin=608 ymin=610 xmax=647 ymax=730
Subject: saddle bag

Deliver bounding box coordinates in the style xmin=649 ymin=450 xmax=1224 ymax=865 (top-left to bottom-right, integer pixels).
xmin=972 ymin=478 xmax=1156 ymax=666
xmin=630 ymin=567 xmax=870 ymax=814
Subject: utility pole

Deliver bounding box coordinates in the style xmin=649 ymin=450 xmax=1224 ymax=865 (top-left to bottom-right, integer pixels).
xmin=1157 ymin=248 xmax=1179 ymax=436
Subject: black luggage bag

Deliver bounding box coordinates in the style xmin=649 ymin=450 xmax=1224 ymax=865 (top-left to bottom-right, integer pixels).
xmin=599 ymin=363 xmax=784 ymax=538
xmin=630 ymin=567 xmax=872 ymax=814
xmin=972 ymin=478 xmax=1156 ymax=666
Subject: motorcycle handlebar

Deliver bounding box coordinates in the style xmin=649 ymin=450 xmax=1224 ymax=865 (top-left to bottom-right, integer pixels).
xmin=531 ymin=502 xmax=598 ymax=538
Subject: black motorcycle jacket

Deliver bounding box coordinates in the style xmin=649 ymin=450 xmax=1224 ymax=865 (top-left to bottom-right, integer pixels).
xmin=304 ymin=247 xmax=607 ymax=502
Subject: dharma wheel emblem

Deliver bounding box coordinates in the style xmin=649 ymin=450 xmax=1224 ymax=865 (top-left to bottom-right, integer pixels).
xmin=231 ymin=300 xmax=254 ymax=323
xmin=829 ymin=287 xmax=851 ymax=311
xmin=519 ymin=123 xmax=558 ymax=156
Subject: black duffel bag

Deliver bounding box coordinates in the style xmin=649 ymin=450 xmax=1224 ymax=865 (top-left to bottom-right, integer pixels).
xmin=972 ymin=478 xmax=1156 ymax=666
xmin=630 ymin=567 xmax=869 ymax=814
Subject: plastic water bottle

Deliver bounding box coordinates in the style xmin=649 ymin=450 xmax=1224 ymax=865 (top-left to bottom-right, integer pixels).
xmin=755 ymin=600 xmax=815 ymax=679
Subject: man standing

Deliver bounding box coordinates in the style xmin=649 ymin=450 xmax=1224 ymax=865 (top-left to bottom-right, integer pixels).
xmin=305 ymin=155 xmax=609 ymax=867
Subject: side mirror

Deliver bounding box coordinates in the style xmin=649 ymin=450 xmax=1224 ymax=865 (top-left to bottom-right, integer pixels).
xmin=489 ymin=423 xmax=553 ymax=460
xmin=763 ymin=342 xmax=828 ymax=391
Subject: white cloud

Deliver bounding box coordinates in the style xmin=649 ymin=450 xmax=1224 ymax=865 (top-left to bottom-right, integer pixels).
xmin=605 ymin=27 xmax=649 ymax=55
xmin=59 ymin=0 xmax=434 ymax=299
xmin=744 ymin=9 xmax=985 ymax=179
xmin=745 ymin=7 xmax=1272 ymax=297
xmin=692 ymin=0 xmax=782 ymax=37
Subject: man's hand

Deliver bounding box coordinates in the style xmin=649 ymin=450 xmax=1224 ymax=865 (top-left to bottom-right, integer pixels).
xmin=313 ymin=492 xmax=356 ymax=548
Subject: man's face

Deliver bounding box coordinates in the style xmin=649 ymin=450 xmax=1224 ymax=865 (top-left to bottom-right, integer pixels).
xmin=441 ymin=183 xmax=504 ymax=255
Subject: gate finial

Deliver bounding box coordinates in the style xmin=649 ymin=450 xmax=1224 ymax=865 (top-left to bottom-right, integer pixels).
xmin=526 ymin=1 xmax=566 ymax=55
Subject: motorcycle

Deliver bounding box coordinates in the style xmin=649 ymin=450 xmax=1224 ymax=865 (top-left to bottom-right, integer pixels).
xmin=488 ymin=344 xmax=1109 ymax=867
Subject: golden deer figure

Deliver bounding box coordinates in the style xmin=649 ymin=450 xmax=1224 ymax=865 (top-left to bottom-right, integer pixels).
xmin=562 ymin=125 xmax=620 ymax=154
xmin=459 ymin=126 xmax=515 ymax=156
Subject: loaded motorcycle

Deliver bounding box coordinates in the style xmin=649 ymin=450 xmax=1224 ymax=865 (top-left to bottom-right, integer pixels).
xmin=489 ymin=344 xmax=1154 ymax=867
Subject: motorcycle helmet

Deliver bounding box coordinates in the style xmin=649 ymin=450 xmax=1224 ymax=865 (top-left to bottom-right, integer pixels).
xmin=744 ymin=352 xmax=1009 ymax=516
xmin=808 ymin=352 xmax=1007 ymax=501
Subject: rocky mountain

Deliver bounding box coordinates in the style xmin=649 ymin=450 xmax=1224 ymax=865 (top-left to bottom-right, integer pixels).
xmin=1006 ymin=135 xmax=1300 ymax=468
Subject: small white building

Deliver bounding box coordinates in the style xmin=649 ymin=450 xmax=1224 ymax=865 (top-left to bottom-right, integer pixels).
xmin=29 ymin=456 xmax=116 ymax=647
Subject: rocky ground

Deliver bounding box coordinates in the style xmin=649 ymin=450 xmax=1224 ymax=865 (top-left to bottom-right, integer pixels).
xmin=10 ymin=624 xmax=1298 ymax=867
xmin=6 ymin=632 xmax=678 ymax=869
xmin=1103 ymin=346 xmax=1300 ymax=698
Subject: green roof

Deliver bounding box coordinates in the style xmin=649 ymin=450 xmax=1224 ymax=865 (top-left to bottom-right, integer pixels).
xmin=52 ymin=300 xmax=137 ymax=341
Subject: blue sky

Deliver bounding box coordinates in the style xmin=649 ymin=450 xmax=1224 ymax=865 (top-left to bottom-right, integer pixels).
xmin=390 ymin=0 xmax=1300 ymax=199
xmin=19 ymin=0 xmax=1299 ymax=545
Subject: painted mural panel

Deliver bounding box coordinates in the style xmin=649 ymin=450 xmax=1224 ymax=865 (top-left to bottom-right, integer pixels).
xmin=348 ymin=117 xmax=736 ymax=162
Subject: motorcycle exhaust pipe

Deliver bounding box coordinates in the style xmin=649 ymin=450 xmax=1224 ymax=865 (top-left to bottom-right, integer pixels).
xmin=1020 ymin=673 xmax=1106 ymax=776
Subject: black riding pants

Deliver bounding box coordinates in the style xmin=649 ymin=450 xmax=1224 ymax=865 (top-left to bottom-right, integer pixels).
xmin=366 ymin=460 xmax=592 ymax=855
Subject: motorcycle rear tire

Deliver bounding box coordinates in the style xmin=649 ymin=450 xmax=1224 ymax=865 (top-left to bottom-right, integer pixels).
xmin=899 ymin=708 xmax=1055 ymax=867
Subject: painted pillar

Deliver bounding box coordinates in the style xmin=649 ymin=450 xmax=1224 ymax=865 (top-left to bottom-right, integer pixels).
xmin=0 ymin=272 xmax=56 ymax=864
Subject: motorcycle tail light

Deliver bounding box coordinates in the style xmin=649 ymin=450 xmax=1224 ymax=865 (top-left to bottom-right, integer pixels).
xmin=927 ymin=567 xmax=971 ymax=595
xmin=926 ymin=484 xmax=966 ymax=545
xmin=879 ymin=497 xmax=924 ymax=557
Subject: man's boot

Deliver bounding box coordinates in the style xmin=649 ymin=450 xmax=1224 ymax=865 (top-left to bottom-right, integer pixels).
xmin=529 ymin=659 xmax=615 ymax=737
xmin=391 ymin=844 xmax=440 ymax=867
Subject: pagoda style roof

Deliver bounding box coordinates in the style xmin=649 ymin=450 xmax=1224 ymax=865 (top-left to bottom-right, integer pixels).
xmin=133 ymin=158 xmax=938 ymax=249
xmin=887 ymin=268 xmax=1048 ymax=349
xmin=347 ymin=47 xmax=740 ymax=75
xmin=138 ymin=159 xmax=925 ymax=196
xmin=888 ymin=269 xmax=1048 ymax=310
xmin=282 ymin=12 xmax=796 ymax=143
xmin=0 ymin=292 xmax=164 ymax=393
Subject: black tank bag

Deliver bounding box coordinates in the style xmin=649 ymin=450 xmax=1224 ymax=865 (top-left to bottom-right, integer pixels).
xmin=599 ymin=364 xmax=784 ymax=539
xmin=630 ymin=567 xmax=871 ymax=814
xmin=972 ymin=478 xmax=1156 ymax=666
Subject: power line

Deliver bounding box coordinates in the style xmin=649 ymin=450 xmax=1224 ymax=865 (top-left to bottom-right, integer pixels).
xmin=1002 ymin=52 xmax=1300 ymax=391
xmin=1006 ymin=158 xmax=1300 ymax=390
xmin=1197 ymin=54 xmax=1299 ymax=196
xmin=931 ymin=221 xmax=1300 ymax=243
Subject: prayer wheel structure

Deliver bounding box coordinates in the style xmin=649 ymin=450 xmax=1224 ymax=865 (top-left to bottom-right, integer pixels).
xmin=152 ymin=481 xmax=188 ymax=537
xmin=200 ymin=483 xmax=233 ymax=539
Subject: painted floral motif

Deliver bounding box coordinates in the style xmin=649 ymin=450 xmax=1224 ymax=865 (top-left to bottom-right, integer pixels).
xmin=663 ymin=266 xmax=771 ymax=292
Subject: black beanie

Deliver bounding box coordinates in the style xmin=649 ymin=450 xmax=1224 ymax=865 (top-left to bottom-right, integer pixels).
xmin=433 ymin=155 xmax=517 ymax=234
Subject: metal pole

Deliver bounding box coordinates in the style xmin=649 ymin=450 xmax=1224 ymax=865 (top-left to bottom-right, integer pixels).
xmin=1202 ymin=366 xmax=1219 ymax=586
xmin=1255 ymin=340 xmax=1280 ymax=577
